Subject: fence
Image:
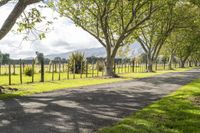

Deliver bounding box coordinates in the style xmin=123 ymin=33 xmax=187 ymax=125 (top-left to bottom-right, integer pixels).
xmin=0 ymin=59 xmax=192 ymax=86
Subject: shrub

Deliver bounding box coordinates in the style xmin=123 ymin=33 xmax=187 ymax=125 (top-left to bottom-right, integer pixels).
xmin=24 ymin=67 xmax=34 ymax=76
xmin=96 ymin=60 xmax=105 ymax=72
xmin=68 ymin=52 xmax=86 ymax=74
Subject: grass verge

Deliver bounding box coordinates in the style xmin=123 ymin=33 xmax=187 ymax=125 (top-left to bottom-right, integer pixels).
xmin=97 ymin=78 xmax=200 ymax=133
xmin=0 ymin=67 xmax=195 ymax=100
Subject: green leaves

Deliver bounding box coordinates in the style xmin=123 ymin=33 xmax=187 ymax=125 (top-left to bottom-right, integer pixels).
xmin=39 ymin=33 xmax=46 ymax=40
xmin=17 ymin=8 xmax=43 ymax=32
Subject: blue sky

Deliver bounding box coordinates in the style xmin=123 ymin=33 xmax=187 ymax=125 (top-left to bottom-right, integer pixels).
xmin=0 ymin=2 xmax=101 ymax=59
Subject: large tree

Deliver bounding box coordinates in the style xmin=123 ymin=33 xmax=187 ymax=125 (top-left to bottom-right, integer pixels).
xmin=57 ymin=0 xmax=161 ymax=77
xmin=136 ymin=0 xmax=198 ymax=72
xmin=0 ymin=0 xmax=42 ymax=40
xmin=171 ymin=26 xmax=200 ymax=68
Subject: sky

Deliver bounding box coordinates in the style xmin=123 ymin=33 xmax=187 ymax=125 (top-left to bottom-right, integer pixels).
xmin=0 ymin=2 xmax=102 ymax=59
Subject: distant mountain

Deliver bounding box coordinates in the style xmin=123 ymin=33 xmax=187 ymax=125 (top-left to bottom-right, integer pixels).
xmin=23 ymin=42 xmax=143 ymax=60
xmin=44 ymin=47 xmax=106 ymax=60
xmin=44 ymin=42 xmax=143 ymax=60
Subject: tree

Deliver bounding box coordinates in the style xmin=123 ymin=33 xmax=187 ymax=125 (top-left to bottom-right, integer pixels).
xmin=161 ymin=31 xmax=181 ymax=70
xmin=175 ymin=28 xmax=200 ymax=68
xmin=137 ymin=0 xmax=199 ymax=72
xmin=136 ymin=1 xmax=178 ymax=72
xmin=0 ymin=0 xmax=42 ymax=40
xmin=0 ymin=51 xmax=10 ymax=64
xmin=57 ymin=0 xmax=160 ymax=77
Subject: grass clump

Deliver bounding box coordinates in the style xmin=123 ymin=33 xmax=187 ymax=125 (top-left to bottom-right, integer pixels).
xmin=24 ymin=67 xmax=34 ymax=76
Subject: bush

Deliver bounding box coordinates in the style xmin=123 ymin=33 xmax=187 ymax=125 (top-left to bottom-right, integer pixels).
xmin=96 ymin=60 xmax=105 ymax=72
xmin=24 ymin=67 xmax=34 ymax=76
xmin=68 ymin=52 xmax=86 ymax=74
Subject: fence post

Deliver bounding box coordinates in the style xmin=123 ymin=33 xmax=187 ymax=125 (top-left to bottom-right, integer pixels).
xmin=9 ymin=62 xmax=11 ymax=85
xmin=86 ymin=61 xmax=88 ymax=78
xmin=13 ymin=63 xmax=16 ymax=75
xmin=20 ymin=59 xmax=22 ymax=84
xmin=114 ymin=62 xmax=116 ymax=74
xmin=125 ymin=63 xmax=127 ymax=73
xmin=58 ymin=61 xmax=61 ymax=80
xmin=67 ymin=63 xmax=70 ymax=79
xmin=22 ymin=62 xmax=25 ymax=74
xmin=73 ymin=60 xmax=75 ymax=79
xmin=40 ymin=57 xmax=44 ymax=82
xmin=121 ymin=63 xmax=124 ymax=73
xmin=92 ymin=62 xmax=94 ymax=77
xmin=32 ymin=59 xmax=35 ymax=83
xmin=52 ymin=63 xmax=54 ymax=81
xmin=80 ymin=61 xmax=83 ymax=78
xmin=132 ymin=59 xmax=135 ymax=73
xmin=96 ymin=62 xmax=99 ymax=77
xmin=102 ymin=62 xmax=104 ymax=76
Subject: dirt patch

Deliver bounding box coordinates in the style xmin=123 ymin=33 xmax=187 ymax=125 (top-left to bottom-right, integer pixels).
xmin=190 ymin=96 xmax=200 ymax=106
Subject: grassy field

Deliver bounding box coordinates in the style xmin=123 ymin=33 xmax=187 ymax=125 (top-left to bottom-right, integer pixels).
xmin=0 ymin=64 xmax=181 ymax=86
xmin=0 ymin=67 xmax=194 ymax=100
xmin=97 ymin=78 xmax=200 ymax=133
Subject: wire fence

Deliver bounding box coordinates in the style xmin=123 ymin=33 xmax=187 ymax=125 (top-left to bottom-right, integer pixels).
xmin=0 ymin=59 xmax=193 ymax=86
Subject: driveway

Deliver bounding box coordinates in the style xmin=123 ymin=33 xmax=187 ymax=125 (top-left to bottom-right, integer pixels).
xmin=0 ymin=68 xmax=200 ymax=133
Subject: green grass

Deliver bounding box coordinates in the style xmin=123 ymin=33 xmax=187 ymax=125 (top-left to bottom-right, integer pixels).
xmin=0 ymin=67 xmax=195 ymax=100
xmin=97 ymin=78 xmax=200 ymax=133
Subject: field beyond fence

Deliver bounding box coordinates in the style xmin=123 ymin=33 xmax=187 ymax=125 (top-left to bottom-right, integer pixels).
xmin=0 ymin=60 xmax=192 ymax=86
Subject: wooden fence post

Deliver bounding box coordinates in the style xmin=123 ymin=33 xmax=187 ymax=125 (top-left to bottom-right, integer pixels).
xmin=13 ymin=63 xmax=16 ymax=75
xmin=9 ymin=62 xmax=11 ymax=85
xmin=41 ymin=57 xmax=44 ymax=82
xmin=86 ymin=61 xmax=88 ymax=78
xmin=125 ymin=63 xmax=127 ymax=73
xmin=80 ymin=61 xmax=83 ymax=78
xmin=58 ymin=61 xmax=61 ymax=80
xmin=20 ymin=59 xmax=22 ymax=84
xmin=67 ymin=63 xmax=70 ymax=80
xmin=22 ymin=62 xmax=25 ymax=74
xmin=32 ymin=59 xmax=35 ymax=83
xmin=132 ymin=60 xmax=135 ymax=73
xmin=52 ymin=63 xmax=54 ymax=81
xmin=114 ymin=62 xmax=116 ymax=74
xmin=73 ymin=60 xmax=75 ymax=79
xmin=92 ymin=62 xmax=94 ymax=77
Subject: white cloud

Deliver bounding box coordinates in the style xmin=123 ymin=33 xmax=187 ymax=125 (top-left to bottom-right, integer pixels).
xmin=0 ymin=2 xmax=102 ymax=59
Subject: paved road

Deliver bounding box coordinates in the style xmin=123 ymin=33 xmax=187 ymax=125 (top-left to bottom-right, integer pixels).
xmin=0 ymin=68 xmax=200 ymax=133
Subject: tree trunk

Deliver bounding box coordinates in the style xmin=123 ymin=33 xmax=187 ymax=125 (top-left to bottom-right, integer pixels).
xmin=168 ymin=54 xmax=173 ymax=70
xmin=147 ymin=54 xmax=153 ymax=72
xmin=105 ymin=56 xmax=116 ymax=77
xmin=194 ymin=61 xmax=198 ymax=67
xmin=180 ymin=60 xmax=185 ymax=68
xmin=41 ymin=58 xmax=44 ymax=82
xmin=188 ymin=60 xmax=192 ymax=67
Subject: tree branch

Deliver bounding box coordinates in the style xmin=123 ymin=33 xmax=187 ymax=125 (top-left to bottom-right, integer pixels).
xmin=0 ymin=0 xmax=42 ymax=40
